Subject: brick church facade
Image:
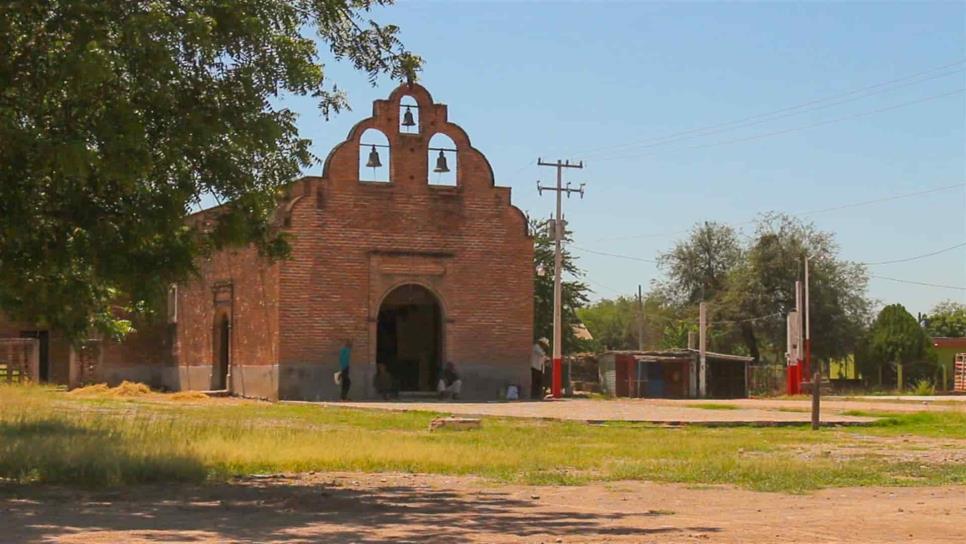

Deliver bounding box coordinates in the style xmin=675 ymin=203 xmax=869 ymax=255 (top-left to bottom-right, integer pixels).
xmin=1 ymin=83 xmax=535 ymax=400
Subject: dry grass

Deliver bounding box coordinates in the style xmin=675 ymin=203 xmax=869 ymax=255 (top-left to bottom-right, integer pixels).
xmin=169 ymin=391 xmax=210 ymax=401
xmin=69 ymin=381 xmax=151 ymax=397
xmin=1 ymin=385 xmax=963 ymax=492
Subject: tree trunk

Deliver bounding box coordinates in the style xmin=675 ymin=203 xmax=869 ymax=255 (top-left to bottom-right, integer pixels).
xmin=739 ymin=322 xmax=761 ymax=363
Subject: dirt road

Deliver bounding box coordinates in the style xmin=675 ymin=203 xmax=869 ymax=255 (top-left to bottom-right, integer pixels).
xmin=3 ymin=472 xmax=963 ymax=543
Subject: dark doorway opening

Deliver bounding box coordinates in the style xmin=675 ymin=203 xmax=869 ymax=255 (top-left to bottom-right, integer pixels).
xmin=19 ymin=330 xmax=49 ymax=382
xmin=707 ymin=360 xmax=747 ymax=399
xmin=376 ymin=284 xmax=442 ymax=392
xmin=212 ymin=315 xmax=230 ymax=390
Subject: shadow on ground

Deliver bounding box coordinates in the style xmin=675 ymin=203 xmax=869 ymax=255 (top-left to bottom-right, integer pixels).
xmin=0 ymin=476 xmax=720 ymax=543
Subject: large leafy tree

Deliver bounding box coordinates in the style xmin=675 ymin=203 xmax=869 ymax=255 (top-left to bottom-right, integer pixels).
xmin=657 ymin=221 xmax=742 ymax=305
xmin=531 ymin=218 xmax=591 ymax=354
xmin=723 ymin=214 xmax=870 ymax=364
xmin=922 ymin=300 xmax=966 ymax=338
xmin=657 ymin=214 xmax=871 ymax=364
xmin=578 ymin=292 xmax=691 ymax=351
xmin=857 ymin=303 xmax=934 ymax=386
xmin=0 ymin=1 xmax=420 ymax=339
xmin=577 ymin=297 xmax=636 ymax=351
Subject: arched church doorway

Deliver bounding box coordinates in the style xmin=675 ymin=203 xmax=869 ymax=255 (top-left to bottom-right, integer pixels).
xmin=376 ymin=284 xmax=442 ymax=392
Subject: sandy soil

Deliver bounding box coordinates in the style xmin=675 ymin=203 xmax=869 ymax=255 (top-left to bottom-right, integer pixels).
xmin=299 ymin=395 xmax=966 ymax=427
xmin=3 ymin=472 xmax=964 ymax=543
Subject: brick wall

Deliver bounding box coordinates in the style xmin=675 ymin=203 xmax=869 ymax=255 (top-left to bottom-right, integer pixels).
xmin=277 ymin=83 xmax=534 ymax=400
xmin=172 ymin=244 xmax=280 ymax=396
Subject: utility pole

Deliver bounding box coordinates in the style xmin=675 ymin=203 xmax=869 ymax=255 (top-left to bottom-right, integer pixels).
xmin=804 ymin=256 xmax=812 ymax=378
xmin=637 ymin=285 xmax=645 ymax=351
xmin=794 ymin=280 xmax=804 ymax=394
xmin=698 ymin=301 xmax=707 ymax=398
xmin=537 ymin=158 xmax=585 ymax=399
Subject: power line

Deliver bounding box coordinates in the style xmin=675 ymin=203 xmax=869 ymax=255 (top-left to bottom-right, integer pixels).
xmin=860 ymin=241 xmax=966 ymax=266
xmin=593 ymin=88 xmax=966 ymax=162
xmin=870 ymin=275 xmax=966 ymax=291
xmin=593 ymin=182 xmax=965 ymax=242
xmin=583 ymin=276 xmax=624 ymax=295
xmin=708 ymin=311 xmax=785 ymax=326
xmin=575 ymin=61 xmax=966 ymax=160
xmin=507 ymin=59 xmax=965 ymax=182
xmin=571 ymin=245 xmax=659 ymax=263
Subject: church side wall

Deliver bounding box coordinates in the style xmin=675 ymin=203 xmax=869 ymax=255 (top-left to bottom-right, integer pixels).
xmin=172 ymin=245 xmax=281 ymax=398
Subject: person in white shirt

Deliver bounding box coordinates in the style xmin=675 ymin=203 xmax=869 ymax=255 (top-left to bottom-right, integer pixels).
xmin=531 ymin=338 xmax=549 ymax=400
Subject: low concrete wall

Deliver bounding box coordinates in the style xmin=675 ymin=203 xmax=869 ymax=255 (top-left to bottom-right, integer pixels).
xmin=229 ymin=365 xmax=279 ymax=400
xmin=278 ymin=361 xmax=529 ymax=401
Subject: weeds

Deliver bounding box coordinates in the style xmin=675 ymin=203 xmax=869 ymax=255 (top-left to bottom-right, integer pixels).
xmin=1 ymin=385 xmax=963 ymax=491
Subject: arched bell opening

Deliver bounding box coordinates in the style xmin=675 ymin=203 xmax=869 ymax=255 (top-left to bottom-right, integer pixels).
xmin=399 ymin=95 xmax=419 ymax=134
xmin=359 ymin=128 xmax=390 ymax=182
xmin=376 ymin=284 xmax=443 ymax=392
xmin=428 ymin=133 xmax=457 ymax=186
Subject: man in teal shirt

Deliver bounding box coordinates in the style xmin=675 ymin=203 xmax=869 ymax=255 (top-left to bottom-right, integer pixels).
xmin=338 ymin=339 xmax=352 ymax=400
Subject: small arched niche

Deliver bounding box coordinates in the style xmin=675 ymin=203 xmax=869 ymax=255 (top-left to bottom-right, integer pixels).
xmin=359 ymin=128 xmax=390 ymax=183
xmin=428 ymin=133 xmax=457 ymax=186
xmin=399 ymin=95 xmax=419 ymax=134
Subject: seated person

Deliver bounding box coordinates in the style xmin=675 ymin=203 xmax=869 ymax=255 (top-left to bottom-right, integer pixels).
xmin=373 ymin=363 xmax=396 ymax=400
xmin=437 ymin=361 xmax=462 ymax=400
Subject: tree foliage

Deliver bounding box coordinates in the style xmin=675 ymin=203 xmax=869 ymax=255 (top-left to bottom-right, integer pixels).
xmin=576 ymin=297 xmax=638 ymax=351
xmin=656 ymin=221 xmax=741 ymax=305
xmin=723 ymin=214 xmax=870 ymax=363
xmin=0 ymin=0 xmax=420 ymax=340
xmin=578 ymin=292 xmax=692 ymax=352
xmin=531 ymin=218 xmax=591 ymax=354
xmin=922 ymin=300 xmax=966 ymax=338
xmin=856 ymin=303 xmax=935 ymax=385
xmin=657 ymin=214 xmax=871 ymax=364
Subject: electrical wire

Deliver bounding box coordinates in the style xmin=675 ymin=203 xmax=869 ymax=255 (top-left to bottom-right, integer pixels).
xmin=575 ymin=62 xmax=966 ymax=160
xmin=592 ymin=88 xmax=966 ymax=162
xmin=509 ymin=59 xmax=966 ymax=181
xmin=870 ymin=275 xmax=966 ymax=291
xmin=571 ymin=246 xmax=659 ymax=263
xmin=860 ymin=241 xmax=966 ymax=265
xmin=708 ymin=312 xmax=785 ymax=326
xmin=593 ymin=182 xmax=965 ymax=242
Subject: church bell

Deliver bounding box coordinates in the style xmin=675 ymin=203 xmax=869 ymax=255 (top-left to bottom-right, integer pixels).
xmin=365 ymin=145 xmax=382 ymax=168
xmin=433 ymin=150 xmax=450 ymax=173
xmin=401 ymin=106 xmax=416 ymax=128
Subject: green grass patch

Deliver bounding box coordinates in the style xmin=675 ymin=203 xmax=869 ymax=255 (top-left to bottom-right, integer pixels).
xmin=684 ymin=403 xmax=739 ymax=411
xmin=840 ymin=410 xmax=966 ymax=439
xmin=1 ymin=385 xmax=962 ymax=492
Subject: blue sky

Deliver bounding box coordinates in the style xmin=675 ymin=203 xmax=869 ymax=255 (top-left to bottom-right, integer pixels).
xmin=283 ymin=1 xmax=965 ymax=316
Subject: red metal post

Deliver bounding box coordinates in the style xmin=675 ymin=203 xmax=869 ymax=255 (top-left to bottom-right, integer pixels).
xmin=552 ymin=357 xmax=562 ymax=398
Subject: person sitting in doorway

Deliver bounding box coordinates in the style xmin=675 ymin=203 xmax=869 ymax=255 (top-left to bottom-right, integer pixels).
xmin=373 ymin=363 xmax=397 ymax=400
xmin=437 ymin=361 xmax=462 ymax=400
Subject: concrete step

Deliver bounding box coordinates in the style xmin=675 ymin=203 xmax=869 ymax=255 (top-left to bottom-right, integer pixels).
xmin=198 ymin=389 xmax=231 ymax=397
xmin=398 ymin=391 xmax=439 ymax=400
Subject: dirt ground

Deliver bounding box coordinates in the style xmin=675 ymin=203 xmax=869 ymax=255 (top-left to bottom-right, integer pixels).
xmin=315 ymin=396 xmax=966 ymax=426
xmin=3 ymin=472 xmax=964 ymax=543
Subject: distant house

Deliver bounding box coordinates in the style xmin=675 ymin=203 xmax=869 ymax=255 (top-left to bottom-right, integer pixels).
xmin=598 ymin=349 xmax=752 ymax=399
xmin=931 ymin=337 xmax=966 ymax=390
